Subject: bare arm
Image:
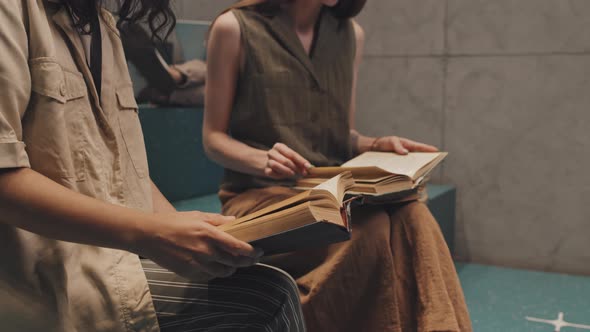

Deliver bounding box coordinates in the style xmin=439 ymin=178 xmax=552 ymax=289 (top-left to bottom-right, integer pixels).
xmin=0 ymin=168 xmax=261 ymax=279
xmin=203 ymin=12 xmax=268 ymax=177
xmin=348 ymin=21 xmax=438 ymax=155
xmin=203 ymin=12 xmax=311 ymax=180
xmin=0 ymin=168 xmax=147 ymax=251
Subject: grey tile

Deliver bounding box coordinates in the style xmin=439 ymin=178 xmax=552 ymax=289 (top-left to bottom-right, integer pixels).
xmin=445 ymin=55 xmax=590 ymax=274
xmin=357 ymin=0 xmax=446 ymax=56
xmin=356 ymin=57 xmax=445 ymax=179
xmin=448 ymin=0 xmax=590 ymax=54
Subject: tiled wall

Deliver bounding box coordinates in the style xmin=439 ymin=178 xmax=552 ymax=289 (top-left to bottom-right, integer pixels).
xmin=176 ymin=0 xmax=590 ymax=276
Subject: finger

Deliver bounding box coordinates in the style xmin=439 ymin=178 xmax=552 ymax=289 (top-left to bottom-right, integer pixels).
xmin=185 ymin=212 xmax=235 ymax=226
xmin=207 ymin=226 xmax=260 ymax=258
xmin=267 ymin=159 xmax=295 ymax=177
xmin=268 ymin=149 xmax=298 ymax=172
xmin=207 ymin=246 xmax=259 ymax=268
xmin=274 ymin=143 xmax=312 ymax=172
xmin=265 ymin=167 xmax=293 ymax=180
xmin=199 ymin=261 xmax=237 ymax=279
xmin=276 ymin=143 xmax=312 ymax=171
xmin=264 ymin=167 xmax=282 ymax=179
xmin=390 ymin=137 xmax=409 ymax=155
xmin=202 ymin=213 xmax=236 ymax=226
xmin=400 ymin=138 xmax=439 ymax=152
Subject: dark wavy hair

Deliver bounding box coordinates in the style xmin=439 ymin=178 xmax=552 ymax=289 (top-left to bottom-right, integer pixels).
xmin=63 ymin=0 xmax=176 ymax=40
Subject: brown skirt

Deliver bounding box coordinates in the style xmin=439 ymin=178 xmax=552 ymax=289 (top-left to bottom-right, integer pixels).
xmin=221 ymin=186 xmax=472 ymax=332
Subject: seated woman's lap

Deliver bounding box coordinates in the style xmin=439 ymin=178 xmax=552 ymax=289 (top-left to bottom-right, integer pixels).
xmin=220 ymin=186 xmax=470 ymax=331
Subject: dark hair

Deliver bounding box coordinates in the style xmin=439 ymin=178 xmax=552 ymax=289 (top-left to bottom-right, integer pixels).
xmin=222 ymin=0 xmax=366 ymax=19
xmin=63 ymin=0 xmax=176 ymax=40
xmin=330 ymin=0 xmax=367 ymax=19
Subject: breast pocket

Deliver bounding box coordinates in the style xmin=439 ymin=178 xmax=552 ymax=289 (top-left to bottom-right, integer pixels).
xmin=27 ymin=59 xmax=89 ymax=181
xmin=116 ymin=85 xmax=149 ymax=178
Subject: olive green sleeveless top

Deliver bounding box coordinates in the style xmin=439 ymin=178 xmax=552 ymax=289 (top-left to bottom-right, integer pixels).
xmin=223 ymin=6 xmax=356 ymax=192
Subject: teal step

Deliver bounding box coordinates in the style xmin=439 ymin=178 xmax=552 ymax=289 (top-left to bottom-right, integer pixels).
xmin=174 ymin=193 xmax=222 ymax=214
xmin=458 ymin=263 xmax=590 ymax=331
xmin=426 ymin=184 xmax=455 ymax=253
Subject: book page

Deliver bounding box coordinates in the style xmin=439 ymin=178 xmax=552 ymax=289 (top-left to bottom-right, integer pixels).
xmin=220 ymin=191 xmax=313 ymax=231
xmin=220 ymin=173 xmax=354 ymax=232
xmin=312 ymin=171 xmax=354 ymax=204
xmin=342 ymin=152 xmax=446 ymax=178
xmin=307 ymin=166 xmax=390 ymax=180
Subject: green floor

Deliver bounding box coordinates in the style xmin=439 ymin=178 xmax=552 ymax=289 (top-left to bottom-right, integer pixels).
xmin=457 ymin=264 xmax=590 ymax=331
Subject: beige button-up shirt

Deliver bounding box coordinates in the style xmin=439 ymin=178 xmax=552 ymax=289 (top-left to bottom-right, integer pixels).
xmin=0 ymin=1 xmax=158 ymax=330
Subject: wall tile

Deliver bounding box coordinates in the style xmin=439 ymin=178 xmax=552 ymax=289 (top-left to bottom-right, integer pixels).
xmin=448 ymin=0 xmax=590 ymax=54
xmin=445 ymin=55 xmax=590 ymax=274
xmin=356 ymin=57 xmax=445 ymax=179
xmin=357 ymin=0 xmax=446 ymax=56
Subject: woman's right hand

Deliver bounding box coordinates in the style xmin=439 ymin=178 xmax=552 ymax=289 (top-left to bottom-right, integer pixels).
xmin=264 ymin=143 xmax=313 ymax=180
xmin=137 ymin=211 xmax=263 ymax=281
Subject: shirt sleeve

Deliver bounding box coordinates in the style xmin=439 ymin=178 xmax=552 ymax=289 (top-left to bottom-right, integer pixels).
xmin=0 ymin=1 xmax=31 ymax=169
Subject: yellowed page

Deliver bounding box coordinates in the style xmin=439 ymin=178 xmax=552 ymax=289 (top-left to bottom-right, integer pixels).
xmin=313 ymin=171 xmax=354 ymax=204
xmin=307 ymin=166 xmax=390 ymax=180
xmin=342 ymin=152 xmax=447 ymax=178
xmin=219 ymin=191 xmax=313 ymax=231
xmin=220 ymin=173 xmax=353 ymax=232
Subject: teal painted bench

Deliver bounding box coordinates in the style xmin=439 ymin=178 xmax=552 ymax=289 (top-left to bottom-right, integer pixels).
xmin=133 ymin=21 xmax=457 ymax=254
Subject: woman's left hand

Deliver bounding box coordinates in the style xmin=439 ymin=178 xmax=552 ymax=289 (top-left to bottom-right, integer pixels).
xmin=372 ymin=136 xmax=439 ymax=155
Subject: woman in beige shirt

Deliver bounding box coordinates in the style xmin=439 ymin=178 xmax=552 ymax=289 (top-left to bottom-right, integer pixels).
xmin=204 ymin=0 xmax=472 ymax=331
xmin=0 ymin=1 xmax=304 ymax=331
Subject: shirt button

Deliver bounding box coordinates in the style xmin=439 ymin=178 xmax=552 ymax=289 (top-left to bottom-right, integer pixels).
xmin=60 ymin=83 xmax=67 ymax=97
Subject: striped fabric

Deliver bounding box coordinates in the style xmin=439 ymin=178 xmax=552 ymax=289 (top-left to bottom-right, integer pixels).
xmin=141 ymin=260 xmax=306 ymax=331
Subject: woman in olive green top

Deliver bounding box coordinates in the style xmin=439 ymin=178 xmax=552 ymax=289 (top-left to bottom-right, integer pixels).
xmin=204 ymin=0 xmax=472 ymax=331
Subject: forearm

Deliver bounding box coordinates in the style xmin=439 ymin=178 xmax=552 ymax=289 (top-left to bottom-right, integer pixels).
xmin=0 ymin=168 xmax=152 ymax=253
xmin=350 ymin=129 xmax=376 ymax=155
xmin=151 ymin=180 xmax=176 ymax=213
xmin=204 ymin=131 xmax=267 ymax=177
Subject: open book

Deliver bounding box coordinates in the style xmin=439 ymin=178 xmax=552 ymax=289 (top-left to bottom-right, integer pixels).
xmin=219 ymin=172 xmax=356 ymax=255
xmin=298 ymin=152 xmax=448 ymax=196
